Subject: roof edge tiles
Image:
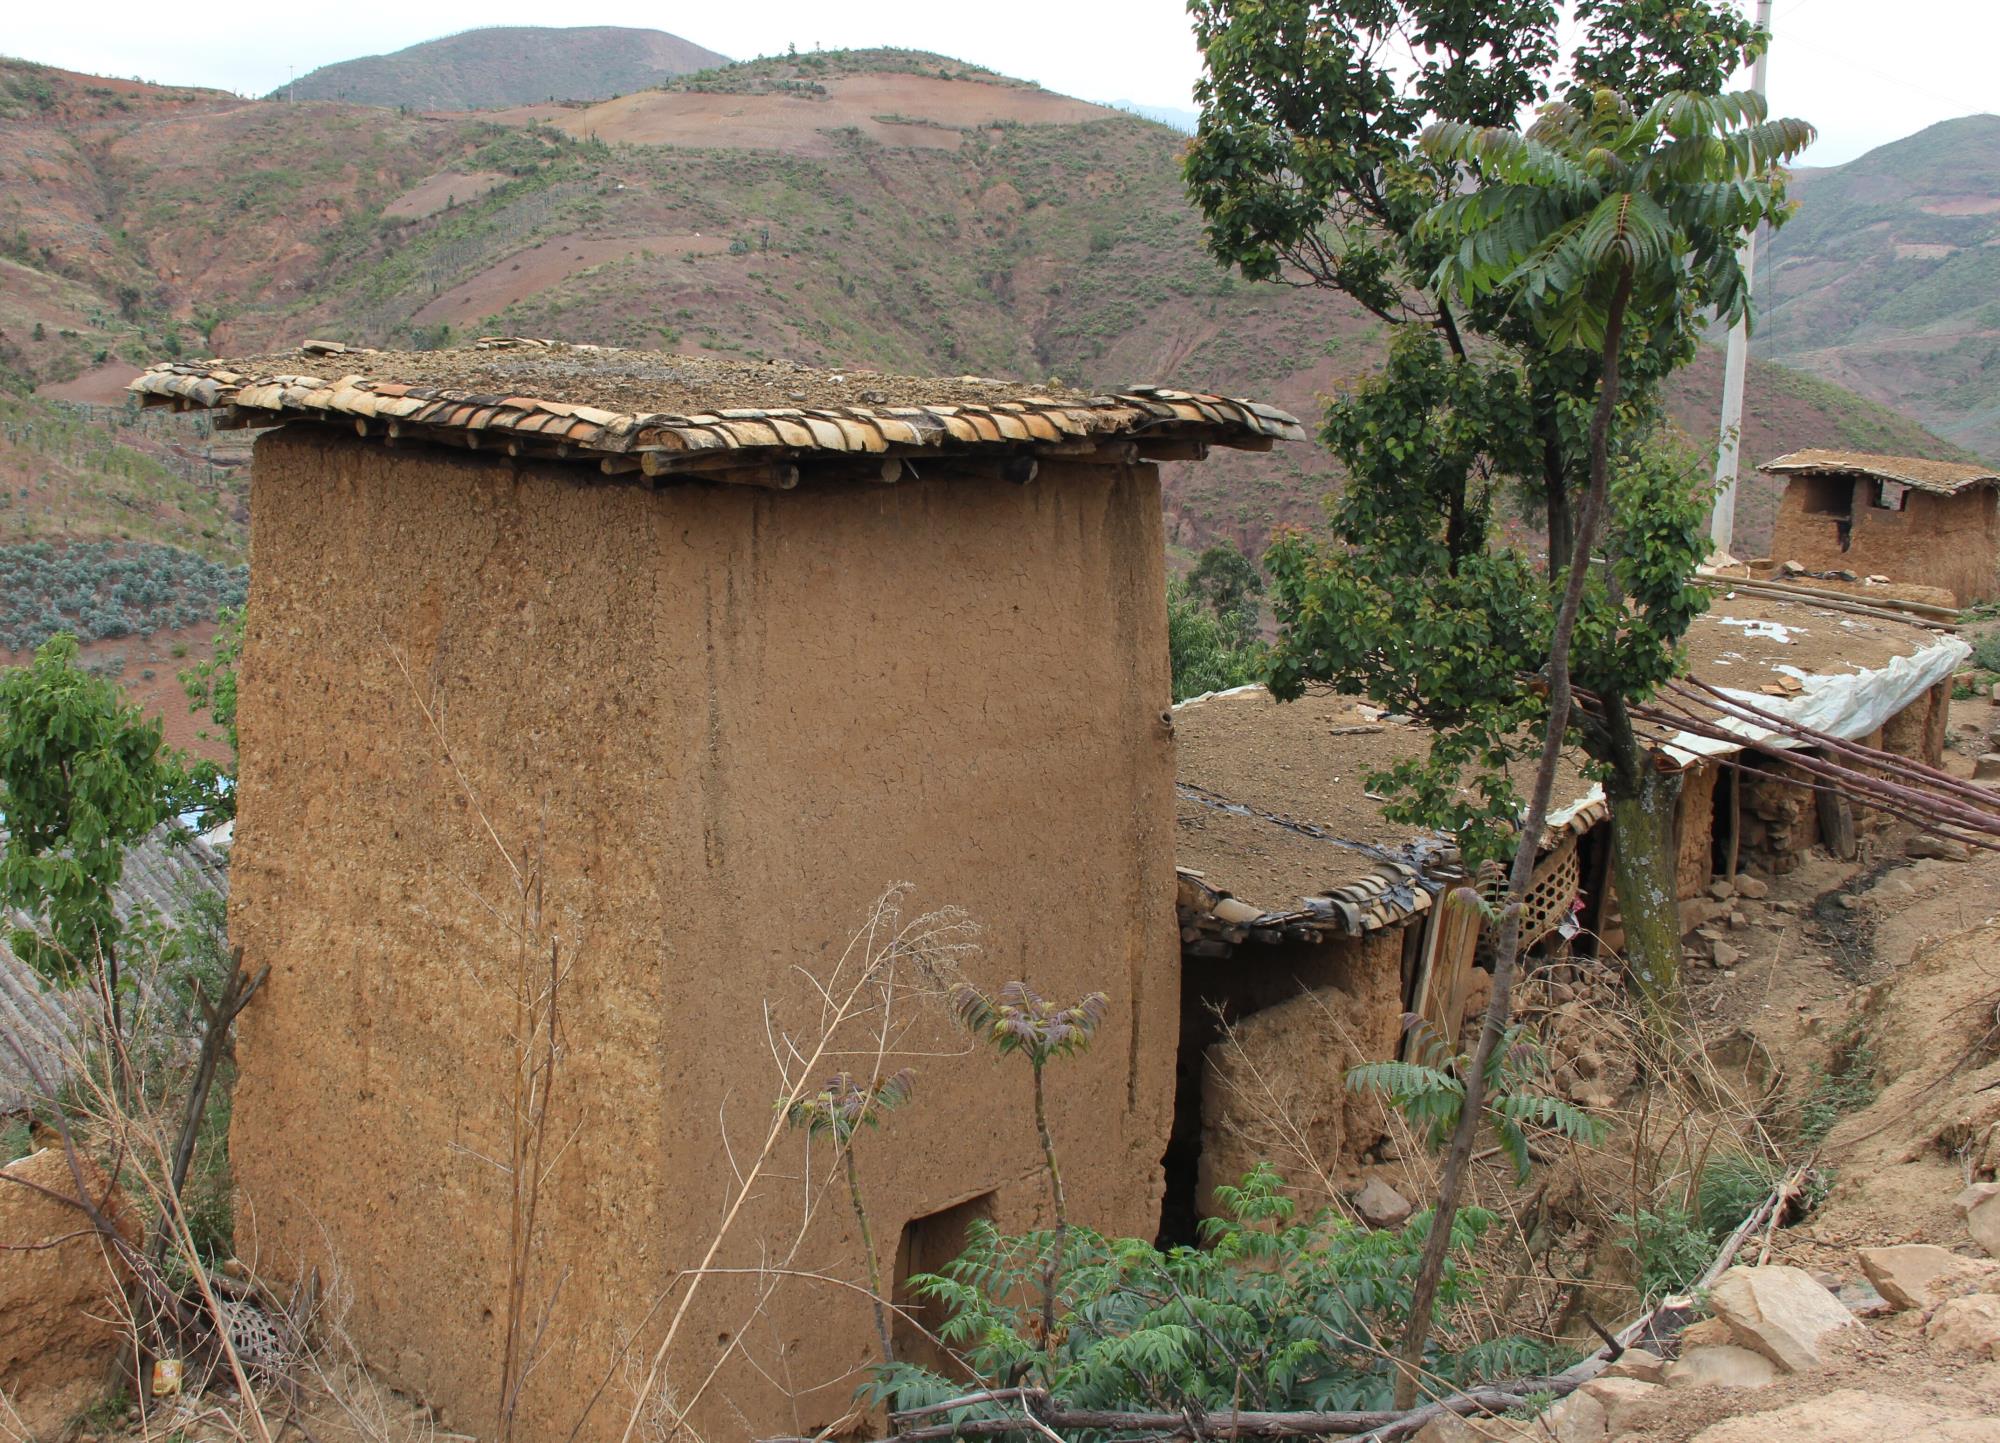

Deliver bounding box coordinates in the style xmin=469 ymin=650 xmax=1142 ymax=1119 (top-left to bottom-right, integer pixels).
xmin=129 ymin=337 xmax=1306 ymax=484
xmin=1758 ymin=448 xmax=2000 ymax=497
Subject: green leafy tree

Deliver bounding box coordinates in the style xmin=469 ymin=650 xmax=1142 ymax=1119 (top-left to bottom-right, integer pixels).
xmin=784 ymin=1068 xmax=917 ymax=1364
xmin=949 ymin=982 xmax=1105 ymax=1377
xmin=1167 ymin=577 xmax=1263 ymax=702
xmin=1185 ymin=541 xmax=1264 ymax=647
xmin=0 ymin=634 xmax=186 ymax=1034
xmin=181 ymin=604 xmax=241 ymax=824
xmin=1187 ymin=1 xmax=1811 ymax=1404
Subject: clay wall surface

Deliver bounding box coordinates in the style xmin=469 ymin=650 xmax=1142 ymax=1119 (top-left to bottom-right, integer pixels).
xmin=1197 ymin=928 xmax=1404 ymax=1213
xmin=226 ymin=430 xmax=1179 ymax=1442
xmin=1767 ymin=478 xmax=1999 ymax=604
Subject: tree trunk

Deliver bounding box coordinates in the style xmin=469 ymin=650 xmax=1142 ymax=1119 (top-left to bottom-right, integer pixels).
xmin=1032 ymin=1061 xmax=1067 ymax=1376
xmin=1608 ymin=767 xmax=1682 ymax=1015
xmin=845 ymin=1147 xmax=895 ymax=1365
xmin=1391 ymin=261 xmax=1636 ymax=1410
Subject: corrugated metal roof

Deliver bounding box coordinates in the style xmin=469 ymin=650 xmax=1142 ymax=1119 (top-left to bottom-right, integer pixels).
xmin=0 ymin=823 xmax=229 ymax=1112
xmin=1759 ymin=449 xmax=2000 ymax=496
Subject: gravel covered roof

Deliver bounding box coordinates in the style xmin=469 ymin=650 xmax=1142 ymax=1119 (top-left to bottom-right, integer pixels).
xmin=1759 ymin=449 xmax=2000 ymax=496
xmin=130 ymin=337 xmax=1306 ymax=487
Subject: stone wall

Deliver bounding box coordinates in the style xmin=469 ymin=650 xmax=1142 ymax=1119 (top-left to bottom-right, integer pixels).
xmin=1766 ymin=477 xmax=1999 ymax=605
xmin=227 ymin=429 xmax=1180 ymax=1442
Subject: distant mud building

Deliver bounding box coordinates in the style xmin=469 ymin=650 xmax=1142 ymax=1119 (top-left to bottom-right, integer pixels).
xmin=130 ymin=338 xmax=1303 ymax=1442
xmin=1760 ymin=449 xmax=2000 ymax=605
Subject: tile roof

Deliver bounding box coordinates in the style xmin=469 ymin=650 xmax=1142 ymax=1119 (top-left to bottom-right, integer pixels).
xmin=129 ymin=338 xmax=1306 ymax=487
xmin=1759 ymin=448 xmax=2000 ymax=496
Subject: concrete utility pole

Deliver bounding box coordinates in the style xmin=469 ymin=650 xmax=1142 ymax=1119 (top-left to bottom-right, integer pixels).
xmin=1708 ymin=0 xmax=1775 ymax=562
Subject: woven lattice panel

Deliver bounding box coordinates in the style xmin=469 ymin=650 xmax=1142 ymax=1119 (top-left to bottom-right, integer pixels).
xmin=1475 ymin=836 xmax=1581 ymax=965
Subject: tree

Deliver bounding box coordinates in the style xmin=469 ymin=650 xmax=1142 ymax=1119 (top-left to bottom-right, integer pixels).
xmin=0 ymin=634 xmax=186 ymax=1038
xmin=949 ymin=982 xmax=1105 ymax=1379
xmin=1168 ymin=577 xmax=1263 ymax=701
xmin=1185 ymin=541 xmax=1264 ymax=647
xmin=181 ymin=604 xmax=241 ymax=824
xmin=1186 ymin=0 xmax=1799 ymax=1009
xmin=784 ymin=1068 xmax=917 ymax=1365
xmin=1187 ymin=1 xmax=1810 ymax=1406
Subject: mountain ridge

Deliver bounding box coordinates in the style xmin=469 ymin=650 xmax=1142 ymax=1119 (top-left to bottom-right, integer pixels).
xmin=0 ymin=47 xmax=1975 ymax=576
xmin=275 ymin=26 xmax=731 ymax=110
xmin=1756 ymin=113 xmax=2000 ymax=462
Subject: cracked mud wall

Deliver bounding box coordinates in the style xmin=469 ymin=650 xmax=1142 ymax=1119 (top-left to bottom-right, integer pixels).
xmin=226 ymin=428 xmax=1179 ymax=1441
xmin=1767 ymin=479 xmax=1999 ymax=604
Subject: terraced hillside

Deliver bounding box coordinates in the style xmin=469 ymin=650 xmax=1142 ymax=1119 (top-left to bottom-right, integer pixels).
xmin=0 ymin=47 xmax=1976 ymax=576
xmin=1756 ymin=115 xmax=2000 ymax=462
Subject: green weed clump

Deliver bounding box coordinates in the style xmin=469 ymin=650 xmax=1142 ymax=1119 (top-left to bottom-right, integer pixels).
xmin=867 ymin=1164 xmax=1567 ymax=1422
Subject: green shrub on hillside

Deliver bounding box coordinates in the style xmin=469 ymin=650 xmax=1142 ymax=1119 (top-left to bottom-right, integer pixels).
xmin=0 ymin=541 xmax=246 ymax=652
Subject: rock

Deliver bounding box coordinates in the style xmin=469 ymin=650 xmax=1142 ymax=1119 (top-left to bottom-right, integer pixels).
xmin=1732 ymin=874 xmax=1769 ymax=899
xmin=0 ymin=1149 xmax=144 ymax=1438
xmin=1727 ymin=910 xmax=1748 ymax=929
xmin=1599 ymin=1347 xmax=1666 ymax=1382
xmin=1677 ymin=1316 xmax=1734 ymax=1349
xmin=1687 ymin=1389 xmax=1962 ymax=1443
xmin=1352 ymin=1177 xmax=1413 ymax=1229
xmin=1959 ymin=1182 xmax=2000 ymax=1257
xmin=1543 ymin=1389 xmax=1608 ymax=1443
xmin=1975 ymin=755 xmax=2000 ymax=781
xmin=1410 ymin=1415 xmax=1493 ymax=1443
xmin=1858 ymin=1244 xmax=2000 ymax=1310
xmin=1927 ymin=1295 xmax=2000 ymax=1359
xmin=1709 ymin=940 xmax=1741 ymax=969
xmin=1838 ymin=892 xmax=1865 ymax=910
xmin=1663 ymin=1344 xmax=1779 ymax=1389
xmin=1907 ymin=834 xmax=1972 ymax=862
xmin=1707 ymin=878 xmax=1735 ymax=901
xmin=1578 ymin=1377 xmax=1660 ymax=1434
xmin=1706 ymin=1264 xmax=1858 ymax=1372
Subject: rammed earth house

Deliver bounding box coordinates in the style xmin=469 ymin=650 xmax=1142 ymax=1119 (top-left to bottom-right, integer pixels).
xmin=129 ymin=338 xmax=1304 ymax=1442
xmin=1759 ymin=449 xmax=2000 ymax=605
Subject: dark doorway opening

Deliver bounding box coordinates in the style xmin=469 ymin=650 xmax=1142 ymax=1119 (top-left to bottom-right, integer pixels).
xmin=1156 ymin=947 xmax=1346 ymax=1249
xmin=893 ymin=1192 xmax=996 ymax=1373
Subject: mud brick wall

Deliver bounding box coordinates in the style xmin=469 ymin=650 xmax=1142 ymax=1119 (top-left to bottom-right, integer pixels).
xmin=1767 ymin=477 xmax=1999 ymax=605
xmin=227 ymin=429 xmax=1180 ymax=1443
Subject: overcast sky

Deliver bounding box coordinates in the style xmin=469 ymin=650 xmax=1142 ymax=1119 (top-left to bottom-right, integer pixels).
xmin=8 ymin=0 xmax=1994 ymax=167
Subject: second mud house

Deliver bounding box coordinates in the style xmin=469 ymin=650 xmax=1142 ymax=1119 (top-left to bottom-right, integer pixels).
xmin=1166 ymin=592 xmax=1965 ymax=1237
xmin=130 ymin=339 xmax=1303 ymax=1443
xmin=1760 ymin=449 xmax=2000 ymax=604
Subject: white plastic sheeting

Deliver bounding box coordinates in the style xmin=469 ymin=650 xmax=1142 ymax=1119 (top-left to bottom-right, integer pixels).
xmin=1547 ymin=633 xmax=1970 ymax=831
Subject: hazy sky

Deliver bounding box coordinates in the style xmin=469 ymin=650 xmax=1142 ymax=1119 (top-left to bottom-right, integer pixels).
xmin=8 ymin=0 xmax=1994 ymax=167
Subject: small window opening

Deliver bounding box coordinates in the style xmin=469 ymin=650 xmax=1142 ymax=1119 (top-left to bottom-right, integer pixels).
xmin=1798 ymin=474 xmax=1854 ymax=517
xmin=893 ymin=1193 xmax=996 ymax=1374
xmin=1870 ymin=480 xmax=1907 ymax=512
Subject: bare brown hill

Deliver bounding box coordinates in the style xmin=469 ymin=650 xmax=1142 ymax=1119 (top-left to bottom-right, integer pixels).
xmin=276 ymin=26 xmax=730 ymax=110
xmin=0 ymin=48 xmax=1974 ymax=575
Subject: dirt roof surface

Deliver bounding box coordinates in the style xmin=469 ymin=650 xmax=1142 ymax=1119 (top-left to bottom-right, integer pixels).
xmin=1685 ymin=588 xmax=1947 ymax=683
xmin=1759 ymin=447 xmax=2000 ymax=495
xmin=1173 ymin=687 xmax=1595 ymax=914
xmin=1173 ymin=597 xmax=1953 ymax=915
xmin=188 ymin=342 xmax=1100 ymax=414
